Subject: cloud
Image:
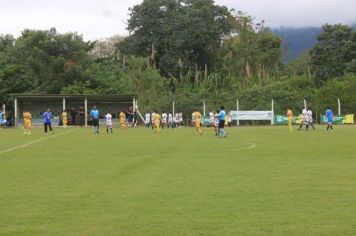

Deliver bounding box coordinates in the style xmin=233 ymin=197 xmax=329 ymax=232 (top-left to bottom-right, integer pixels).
xmin=0 ymin=0 xmax=355 ymax=40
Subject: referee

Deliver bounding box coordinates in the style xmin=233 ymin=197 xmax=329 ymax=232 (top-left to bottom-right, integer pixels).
xmin=90 ymin=106 xmax=100 ymax=134
xmin=218 ymin=106 xmax=227 ymax=138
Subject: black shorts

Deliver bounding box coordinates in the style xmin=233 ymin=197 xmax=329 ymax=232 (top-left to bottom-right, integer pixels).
xmin=218 ymin=120 xmax=225 ymax=129
xmin=92 ymin=119 xmax=99 ymax=126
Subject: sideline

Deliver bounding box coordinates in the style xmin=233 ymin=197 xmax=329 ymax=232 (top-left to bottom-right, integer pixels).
xmin=0 ymin=128 xmax=78 ymax=155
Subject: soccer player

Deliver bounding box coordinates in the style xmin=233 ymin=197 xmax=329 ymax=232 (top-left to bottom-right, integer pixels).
xmin=0 ymin=108 xmax=3 ymax=128
xmin=218 ymin=106 xmax=227 ymax=138
xmin=78 ymin=106 xmax=85 ymax=126
xmin=145 ymin=112 xmax=150 ymax=128
xmin=298 ymin=107 xmax=308 ymax=130
xmin=168 ymin=112 xmax=173 ymax=128
xmin=119 ymin=110 xmax=127 ymax=129
xmin=326 ymin=106 xmax=334 ymax=131
xmin=105 ymin=111 xmax=113 ymax=134
xmin=307 ymin=107 xmax=315 ymax=131
xmin=161 ymin=111 xmax=167 ymax=129
xmin=154 ymin=111 xmax=161 ymax=133
xmin=23 ymin=110 xmax=32 ymax=135
xmin=173 ymin=113 xmax=179 ymax=128
xmin=62 ymin=109 xmax=68 ymax=128
xmin=90 ymin=106 xmax=100 ymax=134
xmin=193 ymin=109 xmax=202 ymax=135
xmin=191 ymin=112 xmax=195 ymax=128
xmin=43 ymin=108 xmax=54 ymax=134
xmin=209 ymin=110 xmax=214 ymax=128
xmin=214 ymin=110 xmax=219 ymax=136
xmin=127 ymin=106 xmax=134 ymax=127
xmin=151 ymin=111 xmax=156 ymax=130
xmin=286 ymin=107 xmax=293 ymax=132
xmin=178 ymin=112 xmax=183 ymax=127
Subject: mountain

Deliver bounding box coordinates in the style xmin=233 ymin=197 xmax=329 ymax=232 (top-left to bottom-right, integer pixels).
xmin=272 ymin=27 xmax=322 ymax=62
xmin=273 ymin=23 xmax=356 ymax=62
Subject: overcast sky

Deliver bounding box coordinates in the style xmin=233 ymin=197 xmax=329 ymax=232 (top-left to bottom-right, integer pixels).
xmin=0 ymin=0 xmax=355 ymax=41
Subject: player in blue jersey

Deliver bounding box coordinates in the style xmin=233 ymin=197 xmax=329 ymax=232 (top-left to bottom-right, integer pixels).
xmin=90 ymin=106 xmax=100 ymax=134
xmin=0 ymin=108 xmax=3 ymax=127
xmin=43 ymin=108 xmax=53 ymax=134
xmin=218 ymin=106 xmax=227 ymax=138
xmin=325 ymin=106 xmax=333 ymax=131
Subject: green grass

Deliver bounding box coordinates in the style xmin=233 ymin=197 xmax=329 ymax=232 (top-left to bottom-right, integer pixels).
xmin=0 ymin=125 xmax=356 ymax=235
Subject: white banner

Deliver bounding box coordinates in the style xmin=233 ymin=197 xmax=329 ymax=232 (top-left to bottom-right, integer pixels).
xmin=230 ymin=111 xmax=273 ymax=121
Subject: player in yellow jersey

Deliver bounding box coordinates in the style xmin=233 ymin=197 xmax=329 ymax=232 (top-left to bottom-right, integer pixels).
xmin=286 ymin=107 xmax=293 ymax=131
xmin=154 ymin=111 xmax=161 ymax=133
xmin=119 ymin=110 xmax=127 ymax=129
xmin=62 ymin=109 xmax=68 ymax=128
xmin=23 ymin=111 xmax=32 ymax=135
xmin=193 ymin=109 xmax=202 ymax=135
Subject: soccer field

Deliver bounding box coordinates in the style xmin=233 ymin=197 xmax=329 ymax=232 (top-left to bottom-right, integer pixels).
xmin=0 ymin=125 xmax=355 ymax=235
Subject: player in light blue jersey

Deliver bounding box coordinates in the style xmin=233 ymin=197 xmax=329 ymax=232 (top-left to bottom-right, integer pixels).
xmin=326 ymin=106 xmax=333 ymax=131
xmin=0 ymin=109 xmax=3 ymax=127
xmin=90 ymin=106 xmax=100 ymax=134
xmin=218 ymin=106 xmax=227 ymax=138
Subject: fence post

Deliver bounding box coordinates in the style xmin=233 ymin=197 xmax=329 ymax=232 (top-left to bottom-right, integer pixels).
xmin=203 ymin=100 xmax=206 ymax=117
xmin=338 ymin=99 xmax=341 ymax=115
xmin=84 ymin=97 xmax=88 ymax=127
xmin=62 ymin=97 xmax=66 ymax=111
xmin=236 ymin=99 xmax=240 ymax=126
xmin=173 ymin=101 xmax=175 ymax=116
xmin=2 ymin=103 xmax=5 ymax=122
xmin=14 ymin=97 xmax=18 ymax=127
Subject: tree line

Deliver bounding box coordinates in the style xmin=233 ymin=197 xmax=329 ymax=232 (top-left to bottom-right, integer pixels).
xmin=1 ymin=0 xmax=356 ymax=119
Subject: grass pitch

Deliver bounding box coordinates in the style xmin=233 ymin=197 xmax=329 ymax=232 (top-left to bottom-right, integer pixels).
xmin=0 ymin=125 xmax=356 ymax=235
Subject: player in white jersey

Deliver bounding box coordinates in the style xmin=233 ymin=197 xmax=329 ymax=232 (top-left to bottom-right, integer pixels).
xmin=168 ymin=112 xmax=173 ymax=128
xmin=105 ymin=111 xmax=113 ymax=134
xmin=214 ymin=110 xmax=220 ymax=136
xmin=306 ymin=107 xmax=315 ymax=131
xmin=174 ymin=113 xmax=179 ymax=128
xmin=298 ymin=107 xmax=308 ymax=130
xmin=178 ymin=112 xmax=183 ymax=127
xmin=151 ymin=112 xmax=156 ymax=130
xmin=191 ymin=112 xmax=195 ymax=128
xmin=208 ymin=111 xmax=214 ymax=128
xmin=161 ymin=111 xmax=167 ymax=128
xmin=145 ymin=112 xmax=150 ymax=128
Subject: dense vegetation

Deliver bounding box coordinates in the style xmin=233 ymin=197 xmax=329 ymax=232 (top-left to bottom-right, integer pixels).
xmin=1 ymin=0 xmax=356 ymax=119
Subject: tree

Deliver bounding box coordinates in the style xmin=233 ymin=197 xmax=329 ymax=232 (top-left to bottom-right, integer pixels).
xmin=119 ymin=0 xmax=232 ymax=78
xmin=219 ymin=12 xmax=283 ymax=87
xmin=0 ymin=28 xmax=93 ymax=96
xmin=285 ymin=51 xmax=311 ymax=78
xmin=89 ymin=35 xmax=124 ymax=60
xmin=310 ymin=24 xmax=356 ymax=84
